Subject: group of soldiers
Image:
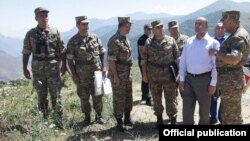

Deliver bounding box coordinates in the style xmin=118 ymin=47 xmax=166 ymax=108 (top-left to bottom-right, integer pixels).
xmin=22 ymin=6 xmax=250 ymax=131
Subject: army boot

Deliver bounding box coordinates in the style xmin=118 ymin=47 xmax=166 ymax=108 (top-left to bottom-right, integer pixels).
xmin=95 ymin=113 xmax=106 ymax=124
xmin=39 ymin=101 xmax=49 ymax=119
xmin=116 ymin=118 xmax=126 ymax=132
xmin=83 ymin=113 xmax=91 ymax=126
xmin=170 ymin=116 xmax=177 ymax=125
xmin=153 ymin=115 xmax=163 ymax=129
xmin=124 ymin=112 xmax=134 ymax=127
xmin=145 ymin=97 xmax=153 ymax=106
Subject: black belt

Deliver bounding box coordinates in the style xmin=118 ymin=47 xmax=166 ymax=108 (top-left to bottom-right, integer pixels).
xmin=33 ymin=56 xmax=59 ymax=61
xmin=187 ymin=71 xmax=211 ymax=77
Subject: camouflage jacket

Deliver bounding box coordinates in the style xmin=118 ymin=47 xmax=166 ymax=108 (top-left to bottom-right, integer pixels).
xmin=22 ymin=25 xmax=65 ymax=59
xmin=66 ymin=32 xmax=105 ymax=71
xmin=107 ymin=31 xmax=132 ymax=71
xmin=217 ymin=25 xmax=250 ymax=71
xmin=175 ymin=34 xmax=189 ymax=54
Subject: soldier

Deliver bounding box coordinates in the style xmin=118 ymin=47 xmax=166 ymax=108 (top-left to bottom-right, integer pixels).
xmin=67 ymin=16 xmax=106 ymax=125
xmin=168 ymin=20 xmax=189 ymax=55
xmin=209 ymin=10 xmax=250 ymax=124
xmin=137 ymin=24 xmax=153 ymax=106
xmin=141 ymin=20 xmax=180 ymax=128
xmin=22 ymin=7 xmax=66 ymax=128
xmin=108 ymin=17 xmax=133 ymax=132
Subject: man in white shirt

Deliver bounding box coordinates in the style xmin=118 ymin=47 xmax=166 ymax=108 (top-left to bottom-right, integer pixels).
xmin=179 ymin=17 xmax=220 ymax=125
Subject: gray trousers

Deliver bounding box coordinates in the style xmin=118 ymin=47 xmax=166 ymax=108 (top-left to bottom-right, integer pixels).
xmin=183 ymin=73 xmax=211 ymax=125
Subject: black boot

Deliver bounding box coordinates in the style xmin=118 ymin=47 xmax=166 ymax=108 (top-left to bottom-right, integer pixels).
xmin=153 ymin=115 xmax=163 ymax=129
xmin=95 ymin=113 xmax=106 ymax=124
xmin=116 ymin=118 xmax=126 ymax=132
xmin=170 ymin=116 xmax=177 ymax=125
xmin=145 ymin=97 xmax=153 ymax=106
xmin=124 ymin=113 xmax=134 ymax=127
xmin=83 ymin=113 xmax=91 ymax=125
xmin=39 ymin=101 xmax=48 ymax=119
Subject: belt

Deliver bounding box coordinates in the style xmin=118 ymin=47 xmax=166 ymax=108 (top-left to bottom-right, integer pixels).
xmin=217 ymin=67 xmax=241 ymax=72
xmin=33 ymin=56 xmax=59 ymax=61
xmin=187 ymin=71 xmax=211 ymax=77
xmin=148 ymin=61 xmax=172 ymax=68
xmin=75 ymin=59 xmax=97 ymax=65
xmin=116 ymin=60 xmax=132 ymax=66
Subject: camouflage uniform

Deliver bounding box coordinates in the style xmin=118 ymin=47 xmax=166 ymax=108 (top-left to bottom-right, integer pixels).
xmin=141 ymin=21 xmax=180 ymax=122
xmin=175 ymin=34 xmax=189 ymax=54
xmin=22 ymin=25 xmax=65 ymax=119
xmin=108 ymin=31 xmax=133 ymax=119
xmin=168 ymin=20 xmax=189 ymax=54
xmin=66 ymin=32 xmax=105 ymax=116
xmin=217 ymin=11 xmax=250 ymax=124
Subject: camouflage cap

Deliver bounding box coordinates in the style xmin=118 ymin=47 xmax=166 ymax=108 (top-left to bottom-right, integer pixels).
xmin=144 ymin=24 xmax=152 ymax=29
xmin=168 ymin=20 xmax=179 ymax=28
xmin=34 ymin=7 xmax=49 ymax=15
xmin=75 ymin=16 xmax=89 ymax=23
xmin=151 ymin=20 xmax=163 ymax=27
xmin=118 ymin=16 xmax=132 ymax=24
xmin=221 ymin=10 xmax=240 ymax=21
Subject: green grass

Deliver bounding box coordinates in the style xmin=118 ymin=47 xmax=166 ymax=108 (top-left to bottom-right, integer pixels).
xmin=0 ymin=63 xmax=157 ymax=141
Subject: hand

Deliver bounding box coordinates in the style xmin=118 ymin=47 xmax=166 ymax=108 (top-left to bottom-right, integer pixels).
xmin=179 ymin=81 xmax=184 ymax=92
xmin=60 ymin=65 xmax=67 ymax=76
xmin=142 ymin=75 xmax=148 ymax=83
xmin=102 ymin=67 xmax=107 ymax=78
xmin=23 ymin=68 xmax=31 ymax=79
xmin=72 ymin=74 xmax=80 ymax=84
xmin=114 ymin=76 xmax=121 ymax=86
xmin=208 ymin=48 xmax=217 ymax=56
xmin=208 ymin=85 xmax=216 ymax=95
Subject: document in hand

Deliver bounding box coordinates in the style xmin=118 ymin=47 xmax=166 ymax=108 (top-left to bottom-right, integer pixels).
xmin=94 ymin=71 xmax=103 ymax=96
xmin=102 ymin=77 xmax=112 ymax=95
xmin=169 ymin=63 xmax=179 ymax=82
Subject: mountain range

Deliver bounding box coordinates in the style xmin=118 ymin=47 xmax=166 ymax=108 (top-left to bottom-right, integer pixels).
xmin=1 ymin=0 xmax=250 ymax=81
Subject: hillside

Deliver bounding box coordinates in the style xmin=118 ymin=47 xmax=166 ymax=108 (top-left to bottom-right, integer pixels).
xmin=1 ymin=73 xmax=250 ymax=140
xmin=0 ymin=50 xmax=21 ymax=81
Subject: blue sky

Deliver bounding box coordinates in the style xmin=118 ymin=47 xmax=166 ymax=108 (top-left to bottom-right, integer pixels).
xmin=0 ymin=0 xmax=249 ymax=38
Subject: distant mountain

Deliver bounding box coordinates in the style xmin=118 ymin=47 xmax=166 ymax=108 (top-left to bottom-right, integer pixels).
xmin=180 ymin=0 xmax=250 ymax=22
xmin=0 ymin=50 xmax=21 ymax=81
xmin=0 ymin=34 xmax=22 ymax=57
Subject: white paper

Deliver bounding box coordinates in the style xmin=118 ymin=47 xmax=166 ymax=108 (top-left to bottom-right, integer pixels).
xmin=94 ymin=71 xmax=103 ymax=96
xmin=102 ymin=77 xmax=113 ymax=95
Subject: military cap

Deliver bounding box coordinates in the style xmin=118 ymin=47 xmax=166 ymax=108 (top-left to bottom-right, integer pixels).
xmin=118 ymin=16 xmax=132 ymax=24
xmin=168 ymin=20 xmax=179 ymax=28
xmin=34 ymin=7 xmax=49 ymax=15
xmin=221 ymin=10 xmax=240 ymax=21
xmin=75 ymin=16 xmax=89 ymax=23
xmin=144 ymin=24 xmax=152 ymax=29
xmin=151 ymin=20 xmax=163 ymax=27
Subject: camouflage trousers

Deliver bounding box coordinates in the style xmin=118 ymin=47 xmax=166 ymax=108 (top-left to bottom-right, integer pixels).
xmin=149 ymin=80 xmax=178 ymax=117
xmin=109 ymin=70 xmax=133 ymax=119
xmin=77 ymin=71 xmax=103 ymax=115
xmin=220 ymin=90 xmax=243 ymax=124
xmin=218 ymin=70 xmax=244 ymax=124
xmin=32 ymin=61 xmax=63 ymax=120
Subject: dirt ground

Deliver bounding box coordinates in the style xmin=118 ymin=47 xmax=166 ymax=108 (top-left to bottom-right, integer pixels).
xmin=132 ymin=84 xmax=250 ymax=125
